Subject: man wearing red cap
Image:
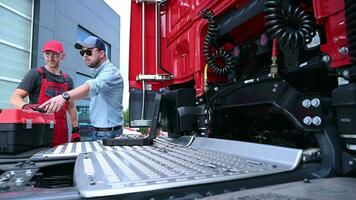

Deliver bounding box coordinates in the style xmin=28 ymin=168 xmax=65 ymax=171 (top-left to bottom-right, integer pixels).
xmin=10 ymin=40 xmax=80 ymax=146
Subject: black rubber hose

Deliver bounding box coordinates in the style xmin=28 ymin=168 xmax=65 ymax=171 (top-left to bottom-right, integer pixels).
xmin=217 ymin=0 xmax=266 ymax=37
xmin=200 ymin=9 xmax=234 ymax=76
xmin=346 ymin=0 xmax=356 ymax=63
xmin=264 ymin=0 xmax=316 ymax=49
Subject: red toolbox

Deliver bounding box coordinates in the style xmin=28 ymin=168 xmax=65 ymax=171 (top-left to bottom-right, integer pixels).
xmin=0 ymin=109 xmax=55 ymax=154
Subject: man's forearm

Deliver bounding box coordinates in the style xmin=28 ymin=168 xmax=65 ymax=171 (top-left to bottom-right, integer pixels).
xmin=39 ymin=83 xmax=90 ymax=113
xmin=10 ymin=89 xmax=29 ymax=108
xmin=67 ymin=83 xmax=90 ymax=101
xmin=10 ymin=95 xmax=26 ymax=108
xmin=67 ymin=102 xmax=78 ymax=127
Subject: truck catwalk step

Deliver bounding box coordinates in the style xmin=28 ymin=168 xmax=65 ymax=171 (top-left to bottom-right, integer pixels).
xmin=72 ymin=137 xmax=302 ymax=198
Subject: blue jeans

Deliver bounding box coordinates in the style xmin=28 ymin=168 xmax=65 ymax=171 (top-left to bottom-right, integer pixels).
xmin=91 ymin=127 xmax=123 ymax=141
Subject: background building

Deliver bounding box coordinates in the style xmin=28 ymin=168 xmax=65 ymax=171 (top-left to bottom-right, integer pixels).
xmin=0 ymin=0 xmax=120 ymax=129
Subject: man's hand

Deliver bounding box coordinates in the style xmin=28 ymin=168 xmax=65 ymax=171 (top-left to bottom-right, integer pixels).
xmin=39 ymin=95 xmax=66 ymax=113
xmin=71 ymin=133 xmax=81 ymax=142
xmin=71 ymin=127 xmax=81 ymax=142
xmin=22 ymin=104 xmax=47 ymax=113
xmin=22 ymin=103 xmax=39 ymax=110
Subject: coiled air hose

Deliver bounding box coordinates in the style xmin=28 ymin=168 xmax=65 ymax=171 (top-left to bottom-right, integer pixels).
xmin=201 ymin=9 xmax=234 ymax=76
xmin=264 ymin=0 xmax=316 ymax=49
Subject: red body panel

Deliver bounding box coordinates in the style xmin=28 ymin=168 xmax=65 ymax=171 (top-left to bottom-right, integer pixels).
xmin=313 ymin=0 xmax=351 ymax=68
xmin=129 ymin=0 xmax=352 ymax=96
xmin=129 ymin=0 xmax=253 ymax=96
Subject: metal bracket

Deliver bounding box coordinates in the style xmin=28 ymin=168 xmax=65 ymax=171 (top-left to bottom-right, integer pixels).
xmin=130 ymin=119 xmax=152 ymax=127
xmin=25 ymin=119 xmax=32 ymax=129
xmin=136 ymin=74 xmax=173 ymax=81
xmin=49 ymin=121 xmax=55 ymax=129
xmin=136 ymin=0 xmax=163 ymax=4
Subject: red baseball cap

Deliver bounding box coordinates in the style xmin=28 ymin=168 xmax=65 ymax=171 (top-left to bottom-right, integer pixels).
xmin=42 ymin=40 xmax=64 ymax=53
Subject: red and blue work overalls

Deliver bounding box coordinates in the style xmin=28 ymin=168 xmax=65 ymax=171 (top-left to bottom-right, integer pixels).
xmin=37 ymin=67 xmax=69 ymax=147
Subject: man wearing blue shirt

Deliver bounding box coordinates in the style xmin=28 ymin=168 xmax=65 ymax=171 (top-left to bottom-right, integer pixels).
xmin=40 ymin=36 xmax=124 ymax=140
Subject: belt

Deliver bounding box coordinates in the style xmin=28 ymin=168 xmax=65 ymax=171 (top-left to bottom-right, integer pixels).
xmin=94 ymin=125 xmax=122 ymax=132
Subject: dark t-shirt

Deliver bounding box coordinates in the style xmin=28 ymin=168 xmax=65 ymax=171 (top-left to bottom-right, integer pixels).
xmin=18 ymin=67 xmax=74 ymax=103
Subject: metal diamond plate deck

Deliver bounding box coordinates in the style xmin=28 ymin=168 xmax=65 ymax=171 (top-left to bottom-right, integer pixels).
xmin=73 ymin=137 xmax=302 ymax=198
xmin=33 ymin=140 xmax=129 ymax=159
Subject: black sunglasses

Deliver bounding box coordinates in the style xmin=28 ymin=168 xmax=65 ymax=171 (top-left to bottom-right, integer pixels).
xmin=79 ymin=49 xmax=93 ymax=56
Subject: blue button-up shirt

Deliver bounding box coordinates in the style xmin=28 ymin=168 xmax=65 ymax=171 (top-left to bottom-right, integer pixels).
xmin=85 ymin=59 xmax=124 ymax=128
